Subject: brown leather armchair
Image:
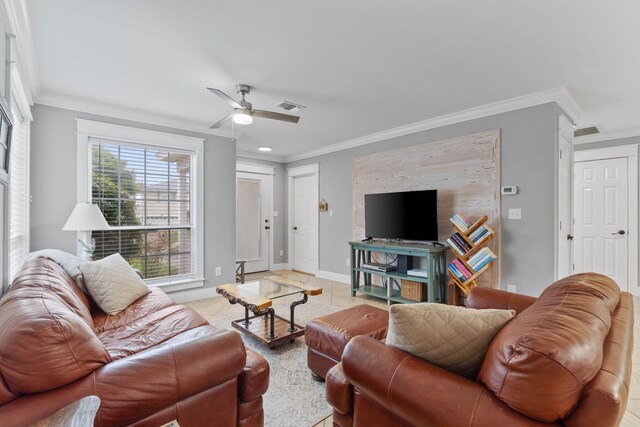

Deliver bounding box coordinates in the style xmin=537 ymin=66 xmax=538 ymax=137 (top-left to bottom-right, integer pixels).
xmin=0 ymin=257 xmax=269 ymax=427
xmin=326 ymin=274 xmax=634 ymax=427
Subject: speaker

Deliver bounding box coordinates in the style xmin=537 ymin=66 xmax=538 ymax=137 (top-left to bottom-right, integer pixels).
xmin=397 ymin=255 xmax=414 ymax=274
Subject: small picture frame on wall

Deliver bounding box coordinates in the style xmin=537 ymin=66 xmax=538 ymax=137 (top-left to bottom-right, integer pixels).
xmin=0 ymin=95 xmax=12 ymax=183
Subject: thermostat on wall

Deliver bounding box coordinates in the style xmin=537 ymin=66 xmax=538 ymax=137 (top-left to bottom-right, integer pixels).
xmin=501 ymin=186 xmax=518 ymax=195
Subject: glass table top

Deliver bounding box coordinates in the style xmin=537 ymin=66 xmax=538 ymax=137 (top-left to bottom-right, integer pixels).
xmin=238 ymin=279 xmax=305 ymax=300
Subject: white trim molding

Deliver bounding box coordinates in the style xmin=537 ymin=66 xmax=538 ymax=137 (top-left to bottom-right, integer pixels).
xmin=270 ymin=263 xmax=291 ymax=271
xmin=38 ymin=92 xmax=234 ymax=139
xmin=317 ymin=270 xmax=350 ymax=285
xmin=287 ymin=163 xmax=319 ymax=177
xmin=2 ymin=0 xmax=38 ymax=103
xmin=574 ymin=144 xmax=639 ymax=296
xmin=236 ymin=162 xmax=275 ymax=176
xmin=285 ymin=86 xmax=582 ymax=162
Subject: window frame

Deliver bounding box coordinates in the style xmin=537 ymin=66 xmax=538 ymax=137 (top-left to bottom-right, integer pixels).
xmin=76 ymin=119 xmax=205 ymax=291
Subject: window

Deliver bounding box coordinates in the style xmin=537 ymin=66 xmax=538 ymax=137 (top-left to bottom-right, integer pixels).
xmin=8 ymin=95 xmax=31 ymax=282
xmin=77 ymin=119 xmax=204 ymax=289
xmin=90 ymin=139 xmax=194 ymax=281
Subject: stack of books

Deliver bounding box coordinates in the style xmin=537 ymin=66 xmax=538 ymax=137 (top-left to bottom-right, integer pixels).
xmin=447 ymin=247 xmax=496 ymax=282
xmin=449 ymin=214 xmax=471 ymax=232
xmin=468 ymin=225 xmax=493 ymax=245
xmin=446 ymin=232 xmax=472 ymax=256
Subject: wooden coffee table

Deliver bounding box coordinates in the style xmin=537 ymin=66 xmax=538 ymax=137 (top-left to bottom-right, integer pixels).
xmin=216 ymin=276 xmax=322 ymax=348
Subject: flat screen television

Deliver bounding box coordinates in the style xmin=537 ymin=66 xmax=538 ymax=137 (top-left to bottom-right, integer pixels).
xmin=364 ymin=190 xmax=438 ymax=241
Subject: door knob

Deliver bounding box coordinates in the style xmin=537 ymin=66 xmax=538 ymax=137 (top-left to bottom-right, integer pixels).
xmin=265 ymin=226 xmax=270 ymax=230
xmin=612 ymin=230 xmax=626 ymax=235
xmin=293 ymin=226 xmax=298 ymax=230
xmin=567 ymin=234 xmax=574 ymax=241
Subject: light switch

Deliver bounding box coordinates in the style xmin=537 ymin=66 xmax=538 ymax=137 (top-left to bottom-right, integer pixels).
xmin=273 ymin=211 xmax=278 ymax=217
xmin=508 ymin=208 xmax=522 ymax=219
xmin=329 ymin=210 xmax=334 ymax=217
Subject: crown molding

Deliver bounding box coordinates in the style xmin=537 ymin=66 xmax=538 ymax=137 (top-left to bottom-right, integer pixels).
xmin=35 ymin=91 xmax=233 ymax=138
xmin=574 ymin=127 xmax=640 ymax=145
xmin=3 ymin=0 xmax=39 ymax=102
xmin=236 ymin=149 xmax=285 ymax=163
xmin=284 ymin=86 xmax=583 ymax=163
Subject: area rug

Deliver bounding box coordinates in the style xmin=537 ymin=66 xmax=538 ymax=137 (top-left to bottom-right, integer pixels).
xmin=208 ymin=297 xmax=343 ymax=427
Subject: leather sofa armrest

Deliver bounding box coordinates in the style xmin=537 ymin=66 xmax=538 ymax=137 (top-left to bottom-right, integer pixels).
xmin=93 ymin=328 xmax=246 ymax=425
xmin=326 ymin=363 xmax=353 ymax=415
xmin=239 ymin=349 xmax=269 ymax=402
xmin=466 ymin=287 xmax=536 ymax=313
xmin=340 ymin=336 xmax=548 ymax=427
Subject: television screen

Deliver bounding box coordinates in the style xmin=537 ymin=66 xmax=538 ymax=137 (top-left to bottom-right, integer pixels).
xmin=364 ymin=190 xmax=438 ymax=241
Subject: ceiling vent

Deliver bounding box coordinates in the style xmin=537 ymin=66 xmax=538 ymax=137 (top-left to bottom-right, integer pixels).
xmin=276 ymin=100 xmax=306 ymax=113
xmin=574 ymin=126 xmax=601 ymax=138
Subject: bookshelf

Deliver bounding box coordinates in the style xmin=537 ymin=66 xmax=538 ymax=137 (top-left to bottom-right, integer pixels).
xmin=447 ymin=214 xmax=496 ymax=300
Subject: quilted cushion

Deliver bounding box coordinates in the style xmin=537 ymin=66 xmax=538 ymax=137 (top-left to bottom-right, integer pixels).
xmin=80 ymin=253 xmax=150 ymax=316
xmin=386 ymin=303 xmax=515 ymax=378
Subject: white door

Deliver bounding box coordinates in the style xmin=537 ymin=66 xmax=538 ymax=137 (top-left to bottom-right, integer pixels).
xmin=236 ymin=172 xmax=270 ymax=273
xmin=557 ymin=116 xmax=573 ymax=279
xmin=574 ymin=158 xmax=628 ymax=289
xmin=292 ymin=173 xmax=318 ymax=274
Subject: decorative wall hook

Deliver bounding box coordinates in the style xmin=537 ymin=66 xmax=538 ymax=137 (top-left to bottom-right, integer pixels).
xmin=319 ymin=199 xmax=328 ymax=211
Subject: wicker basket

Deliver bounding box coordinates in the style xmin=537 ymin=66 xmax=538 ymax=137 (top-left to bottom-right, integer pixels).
xmin=400 ymin=279 xmax=428 ymax=302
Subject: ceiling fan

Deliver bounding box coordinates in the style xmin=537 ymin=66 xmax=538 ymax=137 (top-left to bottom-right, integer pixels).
xmin=207 ymin=84 xmax=301 ymax=129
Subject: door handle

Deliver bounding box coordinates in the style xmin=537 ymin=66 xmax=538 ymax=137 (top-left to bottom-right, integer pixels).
xmin=567 ymin=234 xmax=574 ymax=241
xmin=612 ymin=230 xmax=626 ymax=235
xmin=293 ymin=226 xmax=298 ymax=230
xmin=265 ymin=226 xmax=270 ymax=230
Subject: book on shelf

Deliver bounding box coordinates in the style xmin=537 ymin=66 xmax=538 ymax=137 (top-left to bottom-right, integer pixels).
xmin=446 ymin=238 xmax=465 ymax=256
xmin=468 ymin=248 xmax=496 ymax=271
xmin=448 ymin=262 xmax=466 ymax=281
xmin=450 ymin=214 xmax=471 ymax=232
xmin=452 ymin=259 xmax=472 ymax=279
xmin=451 ymin=232 xmax=472 ymax=251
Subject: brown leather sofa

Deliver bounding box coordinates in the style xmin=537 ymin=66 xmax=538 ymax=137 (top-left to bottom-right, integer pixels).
xmin=0 ymin=257 xmax=269 ymax=427
xmin=326 ymin=273 xmax=634 ymax=426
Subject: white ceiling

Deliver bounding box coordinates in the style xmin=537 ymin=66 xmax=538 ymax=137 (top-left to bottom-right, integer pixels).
xmin=25 ymin=0 xmax=640 ymax=159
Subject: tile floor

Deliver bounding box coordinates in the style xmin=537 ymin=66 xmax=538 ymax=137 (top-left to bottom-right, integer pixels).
xmin=186 ymin=271 xmax=640 ymax=427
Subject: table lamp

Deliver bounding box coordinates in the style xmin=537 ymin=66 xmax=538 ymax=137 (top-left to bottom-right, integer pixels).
xmin=63 ymin=202 xmax=110 ymax=259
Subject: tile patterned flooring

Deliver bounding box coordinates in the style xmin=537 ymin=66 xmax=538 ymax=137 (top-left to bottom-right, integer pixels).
xmin=185 ymin=271 xmax=640 ymax=427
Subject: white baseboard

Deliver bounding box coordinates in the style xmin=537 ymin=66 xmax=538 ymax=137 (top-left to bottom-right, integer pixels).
xmin=168 ymin=286 xmax=219 ymax=303
xmin=317 ymin=270 xmax=351 ymax=284
xmin=271 ymin=263 xmax=291 ymax=271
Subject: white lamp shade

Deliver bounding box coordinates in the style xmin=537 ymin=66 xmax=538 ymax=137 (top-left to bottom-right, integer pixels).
xmin=233 ymin=109 xmax=253 ymax=125
xmin=62 ymin=203 xmax=110 ymax=231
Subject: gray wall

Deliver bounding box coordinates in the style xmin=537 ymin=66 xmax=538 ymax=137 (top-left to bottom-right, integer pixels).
xmin=30 ymin=104 xmax=237 ymax=293
xmin=288 ymin=103 xmax=559 ymax=297
xmin=236 ymin=156 xmax=287 ymax=265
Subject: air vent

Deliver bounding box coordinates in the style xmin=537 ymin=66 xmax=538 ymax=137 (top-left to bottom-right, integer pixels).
xmin=276 ymin=100 xmax=306 ymax=113
xmin=574 ymin=126 xmax=601 ymax=138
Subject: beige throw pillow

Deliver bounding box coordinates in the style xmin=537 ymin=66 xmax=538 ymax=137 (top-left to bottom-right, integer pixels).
xmin=79 ymin=253 xmax=150 ymax=316
xmin=386 ymin=303 xmax=515 ymax=379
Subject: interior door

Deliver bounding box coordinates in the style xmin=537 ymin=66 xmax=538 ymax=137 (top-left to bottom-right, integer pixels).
xmin=236 ymin=172 xmax=270 ymax=273
xmin=574 ymin=158 xmax=628 ymax=289
xmin=292 ymin=173 xmax=318 ymax=274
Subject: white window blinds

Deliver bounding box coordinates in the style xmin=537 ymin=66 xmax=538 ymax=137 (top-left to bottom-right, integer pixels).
xmin=90 ymin=138 xmax=194 ymax=281
xmin=8 ymin=98 xmax=30 ymax=281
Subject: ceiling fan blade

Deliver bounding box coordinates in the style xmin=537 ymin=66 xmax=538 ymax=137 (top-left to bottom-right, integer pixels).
xmin=252 ymin=109 xmax=300 ymax=124
xmin=209 ymin=113 xmax=233 ymax=129
xmin=207 ymin=87 xmax=243 ymax=109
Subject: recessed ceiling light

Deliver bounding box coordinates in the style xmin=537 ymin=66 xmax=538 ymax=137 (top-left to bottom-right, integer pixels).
xmin=258 ymin=146 xmax=272 ymax=152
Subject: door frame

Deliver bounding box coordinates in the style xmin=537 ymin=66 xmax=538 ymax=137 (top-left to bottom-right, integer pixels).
xmin=287 ymin=163 xmax=319 ymax=275
xmin=236 ymin=162 xmax=275 ymax=271
xmin=574 ymin=144 xmax=639 ymax=295
xmin=555 ymin=114 xmax=574 ymax=280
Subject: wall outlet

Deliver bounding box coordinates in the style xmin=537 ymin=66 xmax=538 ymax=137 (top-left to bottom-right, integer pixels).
xmin=346 ymin=258 xmax=350 ymax=267
xmin=329 ymin=210 xmax=334 ymax=217
xmin=273 ymin=210 xmax=278 ymax=217
xmin=508 ymin=208 xmax=522 ymax=219
xmin=507 ymin=284 xmax=517 ymax=293
xmin=215 ymin=267 xmax=222 ymax=276
xmin=280 ymin=249 xmax=284 ymax=257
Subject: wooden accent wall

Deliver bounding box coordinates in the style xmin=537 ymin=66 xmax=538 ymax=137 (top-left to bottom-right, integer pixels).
xmin=353 ymin=130 xmax=501 ymax=288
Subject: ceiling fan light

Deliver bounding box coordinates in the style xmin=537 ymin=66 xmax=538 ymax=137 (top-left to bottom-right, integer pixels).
xmin=233 ymin=109 xmax=253 ymax=125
